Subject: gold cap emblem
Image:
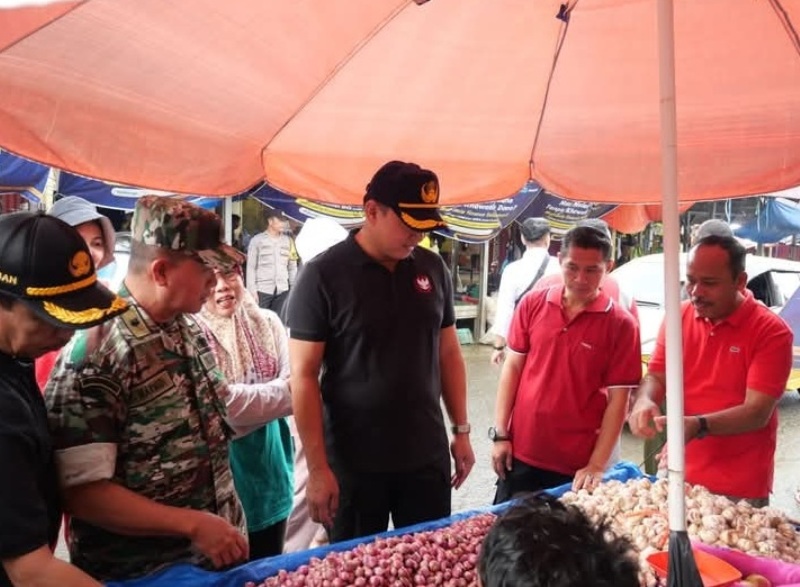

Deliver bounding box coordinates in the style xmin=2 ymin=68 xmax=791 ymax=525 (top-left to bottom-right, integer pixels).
xmin=421 ymin=180 xmax=439 ymax=204
xmin=69 ymin=250 xmax=92 ymax=278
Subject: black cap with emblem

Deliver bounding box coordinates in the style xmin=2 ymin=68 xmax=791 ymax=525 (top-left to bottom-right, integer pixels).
xmin=364 ymin=160 xmax=447 ymax=232
xmin=0 ymin=212 xmax=128 ymax=329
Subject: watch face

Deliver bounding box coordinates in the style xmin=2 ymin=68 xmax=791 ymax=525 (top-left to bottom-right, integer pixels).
xmin=488 ymin=426 xmax=497 ymax=440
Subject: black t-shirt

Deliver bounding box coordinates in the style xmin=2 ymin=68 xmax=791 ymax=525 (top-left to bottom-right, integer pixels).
xmin=0 ymin=352 xmax=62 ymax=587
xmin=287 ymin=234 xmax=456 ymax=472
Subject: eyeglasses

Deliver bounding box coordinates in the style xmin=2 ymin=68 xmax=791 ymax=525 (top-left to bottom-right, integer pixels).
xmin=216 ymin=269 xmax=241 ymax=283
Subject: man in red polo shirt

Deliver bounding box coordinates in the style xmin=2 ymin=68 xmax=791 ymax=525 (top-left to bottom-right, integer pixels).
xmin=629 ymin=235 xmax=793 ymax=505
xmin=491 ymin=225 xmax=642 ymax=503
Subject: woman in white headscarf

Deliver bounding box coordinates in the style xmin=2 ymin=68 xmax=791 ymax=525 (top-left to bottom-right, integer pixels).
xmin=197 ymin=265 xmax=294 ymax=560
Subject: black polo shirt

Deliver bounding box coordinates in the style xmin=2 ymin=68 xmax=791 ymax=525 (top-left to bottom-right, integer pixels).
xmin=287 ymin=233 xmax=455 ymax=472
xmin=0 ymin=352 xmax=61 ymax=587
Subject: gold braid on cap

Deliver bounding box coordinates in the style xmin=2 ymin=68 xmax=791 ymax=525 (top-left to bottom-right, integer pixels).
xmin=400 ymin=211 xmax=444 ymax=231
xmin=26 ymin=274 xmax=97 ymax=297
xmin=42 ymin=296 xmax=128 ymax=325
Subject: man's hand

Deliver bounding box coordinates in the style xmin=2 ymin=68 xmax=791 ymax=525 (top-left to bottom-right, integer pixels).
xmin=491 ymin=440 xmax=513 ymax=480
xmin=653 ymin=415 xmax=701 ymax=444
xmin=187 ymin=511 xmax=248 ymax=568
xmin=450 ymin=434 xmax=475 ymax=489
xmin=628 ymin=397 xmax=664 ymax=438
xmin=307 ymin=465 xmax=339 ymax=529
xmin=572 ymin=462 xmax=605 ymax=492
xmin=490 ymin=348 xmax=505 ymax=366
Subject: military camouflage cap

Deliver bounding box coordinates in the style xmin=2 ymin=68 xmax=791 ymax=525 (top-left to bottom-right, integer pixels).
xmin=132 ymin=196 xmax=245 ymax=270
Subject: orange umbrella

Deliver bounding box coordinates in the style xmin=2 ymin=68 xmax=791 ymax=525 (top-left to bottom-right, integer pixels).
xmin=1 ymin=0 xmax=799 ymax=205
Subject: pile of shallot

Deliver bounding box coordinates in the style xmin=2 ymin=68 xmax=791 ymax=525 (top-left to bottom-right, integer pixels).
xmin=252 ymin=513 xmax=495 ymax=587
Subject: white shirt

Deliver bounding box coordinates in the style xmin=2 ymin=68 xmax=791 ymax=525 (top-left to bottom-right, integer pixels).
xmin=491 ymin=247 xmax=560 ymax=339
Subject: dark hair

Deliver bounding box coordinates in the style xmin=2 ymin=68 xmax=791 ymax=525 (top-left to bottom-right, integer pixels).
xmin=263 ymin=208 xmax=285 ymax=221
xmin=520 ymin=217 xmax=550 ymax=243
xmin=562 ymin=225 xmax=613 ymax=261
xmin=0 ymin=291 xmax=15 ymax=310
xmin=478 ymin=495 xmax=640 ymax=587
xmin=691 ymin=235 xmax=746 ymax=279
xmin=577 ymin=217 xmax=611 ymax=239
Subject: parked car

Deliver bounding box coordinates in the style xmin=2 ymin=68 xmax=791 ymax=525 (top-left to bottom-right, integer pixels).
xmin=611 ymin=252 xmax=800 ymax=390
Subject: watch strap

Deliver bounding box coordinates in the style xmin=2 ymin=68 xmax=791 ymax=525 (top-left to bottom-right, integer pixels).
xmin=696 ymin=415 xmax=709 ymax=439
xmin=451 ymin=423 xmax=471 ymax=435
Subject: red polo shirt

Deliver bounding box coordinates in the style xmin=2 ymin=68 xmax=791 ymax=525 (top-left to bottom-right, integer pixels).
xmin=648 ymin=293 xmax=793 ymax=499
xmin=506 ymin=286 xmax=642 ymax=475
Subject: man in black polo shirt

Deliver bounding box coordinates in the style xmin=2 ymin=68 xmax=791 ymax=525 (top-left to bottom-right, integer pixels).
xmin=0 ymin=212 xmax=127 ymax=587
xmin=287 ymin=161 xmax=475 ymax=541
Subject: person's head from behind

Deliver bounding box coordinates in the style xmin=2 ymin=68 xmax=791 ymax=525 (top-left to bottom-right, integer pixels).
xmin=0 ymin=212 xmax=128 ymax=359
xmin=686 ymin=235 xmax=746 ymax=322
xmin=559 ymin=225 xmax=613 ymax=304
xmin=478 ymin=495 xmax=639 ymax=587
xmin=361 ymin=160 xmax=447 ymax=263
xmin=232 ymin=213 xmax=241 ymax=231
xmin=520 ymin=217 xmax=550 ymax=248
xmin=48 ymin=196 xmax=116 ymax=270
xmin=204 ymin=265 xmax=246 ymax=319
xmin=693 ymin=219 xmax=733 ymax=246
xmin=126 ymin=196 xmax=245 ymax=318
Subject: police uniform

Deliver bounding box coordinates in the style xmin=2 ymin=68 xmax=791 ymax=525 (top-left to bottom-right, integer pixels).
xmin=45 ymin=197 xmax=246 ymax=581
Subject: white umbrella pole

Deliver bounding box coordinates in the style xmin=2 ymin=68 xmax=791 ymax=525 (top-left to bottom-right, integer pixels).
xmin=657 ymin=0 xmax=687 ymax=532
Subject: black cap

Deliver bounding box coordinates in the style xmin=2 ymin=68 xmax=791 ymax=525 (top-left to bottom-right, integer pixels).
xmin=0 ymin=212 xmax=128 ymax=329
xmin=520 ymin=217 xmax=551 ymax=242
xmin=364 ymin=161 xmax=446 ymax=232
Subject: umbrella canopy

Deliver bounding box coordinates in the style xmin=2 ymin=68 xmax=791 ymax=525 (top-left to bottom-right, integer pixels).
xmin=1 ymin=0 xmax=800 ymax=204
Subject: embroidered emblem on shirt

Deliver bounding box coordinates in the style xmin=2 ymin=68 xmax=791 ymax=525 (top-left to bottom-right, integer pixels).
xmin=414 ymin=274 xmax=433 ymax=294
xmin=729 ymin=346 xmax=740 ymax=353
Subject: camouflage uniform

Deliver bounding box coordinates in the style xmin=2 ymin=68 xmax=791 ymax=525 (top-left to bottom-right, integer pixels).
xmin=45 ymin=196 xmax=245 ymax=581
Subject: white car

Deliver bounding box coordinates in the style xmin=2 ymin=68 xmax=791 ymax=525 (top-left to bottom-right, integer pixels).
xmin=611 ymin=252 xmax=800 ymax=361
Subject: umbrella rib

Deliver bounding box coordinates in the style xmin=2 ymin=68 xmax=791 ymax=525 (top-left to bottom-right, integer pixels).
xmin=768 ymin=0 xmax=800 ymax=57
xmin=528 ymin=1 xmax=579 ymax=181
xmin=1 ymin=0 xmax=90 ymax=53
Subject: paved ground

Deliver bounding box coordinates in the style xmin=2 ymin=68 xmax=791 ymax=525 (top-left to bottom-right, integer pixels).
xmin=55 ymin=343 xmax=800 ymax=561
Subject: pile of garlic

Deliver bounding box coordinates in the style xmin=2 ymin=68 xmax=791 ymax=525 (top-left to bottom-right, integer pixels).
xmin=560 ymin=478 xmax=800 ymax=586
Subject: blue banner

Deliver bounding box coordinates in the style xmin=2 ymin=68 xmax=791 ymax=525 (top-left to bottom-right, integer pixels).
xmin=58 ymin=172 xmax=224 ymax=211
xmin=516 ymin=191 xmax=616 ymax=236
xmin=0 ymin=149 xmax=50 ymax=203
xmin=250 ymin=183 xmax=542 ymax=243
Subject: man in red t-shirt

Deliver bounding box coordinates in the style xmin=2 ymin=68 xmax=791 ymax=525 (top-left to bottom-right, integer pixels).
xmin=629 ymin=235 xmax=792 ymax=505
xmin=491 ymin=225 xmax=642 ymax=503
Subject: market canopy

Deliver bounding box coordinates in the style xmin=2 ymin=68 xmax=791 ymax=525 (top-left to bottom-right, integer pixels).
xmin=2 ymin=1 xmax=800 ymax=205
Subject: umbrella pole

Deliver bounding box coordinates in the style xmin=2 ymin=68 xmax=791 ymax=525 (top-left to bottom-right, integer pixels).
xmin=657 ymin=0 xmax=703 ymax=584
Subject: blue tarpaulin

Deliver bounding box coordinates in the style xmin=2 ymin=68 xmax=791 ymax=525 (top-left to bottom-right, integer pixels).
xmin=110 ymin=462 xmax=643 ymax=587
xmin=735 ymin=198 xmax=800 ymax=244
xmin=0 ymin=149 xmax=50 ymax=203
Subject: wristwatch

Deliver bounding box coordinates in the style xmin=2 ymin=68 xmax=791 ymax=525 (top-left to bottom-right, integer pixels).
xmin=695 ymin=415 xmax=710 ymax=439
xmin=488 ymin=426 xmax=511 ymax=442
xmin=451 ymin=423 xmax=471 ymax=435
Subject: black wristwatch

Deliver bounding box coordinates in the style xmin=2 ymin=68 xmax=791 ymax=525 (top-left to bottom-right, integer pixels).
xmin=695 ymin=415 xmax=710 ymax=439
xmin=488 ymin=426 xmax=511 ymax=442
